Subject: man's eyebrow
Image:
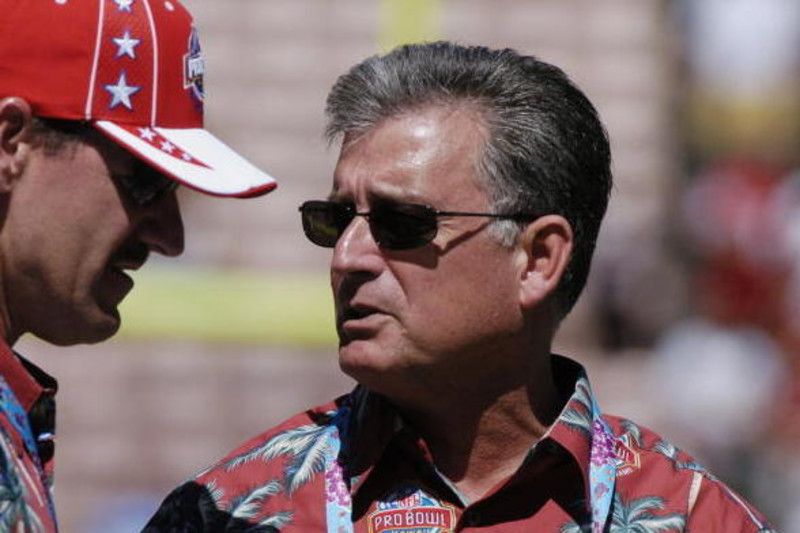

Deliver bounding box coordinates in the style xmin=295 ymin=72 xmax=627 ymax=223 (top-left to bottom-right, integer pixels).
xmin=372 ymin=187 xmax=427 ymax=205
xmin=326 ymin=174 xmax=427 ymax=203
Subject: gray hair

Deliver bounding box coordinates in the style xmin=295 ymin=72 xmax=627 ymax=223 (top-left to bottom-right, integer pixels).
xmin=325 ymin=41 xmax=612 ymax=319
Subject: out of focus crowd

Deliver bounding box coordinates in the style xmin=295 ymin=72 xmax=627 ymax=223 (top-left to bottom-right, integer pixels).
xmin=29 ymin=1 xmax=799 ymax=531
xmin=596 ymin=1 xmax=800 ymax=528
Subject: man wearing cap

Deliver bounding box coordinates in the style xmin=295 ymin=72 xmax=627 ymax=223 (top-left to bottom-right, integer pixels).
xmin=145 ymin=42 xmax=775 ymax=532
xmin=0 ymin=0 xmax=275 ymax=529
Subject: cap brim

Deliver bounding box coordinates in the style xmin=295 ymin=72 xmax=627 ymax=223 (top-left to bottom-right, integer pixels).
xmin=94 ymin=121 xmax=277 ymax=198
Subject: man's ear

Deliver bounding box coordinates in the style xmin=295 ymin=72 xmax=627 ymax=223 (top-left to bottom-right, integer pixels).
xmin=516 ymin=214 xmax=573 ymax=310
xmin=0 ymin=97 xmax=34 ymax=193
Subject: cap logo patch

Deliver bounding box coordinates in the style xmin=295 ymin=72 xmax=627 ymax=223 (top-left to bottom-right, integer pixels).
xmin=183 ymin=26 xmax=204 ymax=106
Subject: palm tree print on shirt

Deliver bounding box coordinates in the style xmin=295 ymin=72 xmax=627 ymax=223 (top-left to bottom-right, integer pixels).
xmin=222 ymin=411 xmax=337 ymax=495
xmin=0 ymin=429 xmax=44 ymax=533
xmin=613 ymin=420 xmax=776 ymax=532
xmin=198 ymin=410 xmax=340 ymax=528
xmin=561 ymin=377 xmax=595 ymax=436
xmin=228 ymin=480 xmax=293 ymax=529
xmin=618 ymin=419 xmax=712 ymax=477
xmin=560 ymin=493 xmax=686 ymax=532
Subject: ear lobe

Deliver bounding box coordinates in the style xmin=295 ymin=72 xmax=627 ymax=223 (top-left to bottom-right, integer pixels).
xmin=0 ymin=97 xmax=35 ymax=192
xmin=517 ymin=214 xmax=573 ymax=310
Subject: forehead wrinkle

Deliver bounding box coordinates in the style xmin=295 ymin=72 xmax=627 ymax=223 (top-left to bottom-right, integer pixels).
xmin=331 ymin=135 xmax=429 ymax=205
xmin=329 ymin=176 xmax=427 ymax=205
xmin=331 ymin=103 xmax=489 ymax=208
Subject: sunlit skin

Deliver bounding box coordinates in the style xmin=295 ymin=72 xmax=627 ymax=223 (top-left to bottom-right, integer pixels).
xmin=330 ymin=105 xmax=525 ymax=407
xmin=328 ymin=104 xmax=573 ymax=500
xmin=0 ymin=98 xmax=184 ymax=346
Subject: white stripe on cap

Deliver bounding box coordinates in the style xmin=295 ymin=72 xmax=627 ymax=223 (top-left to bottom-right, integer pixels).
xmin=141 ymin=0 xmax=159 ymax=125
xmin=85 ymin=0 xmax=107 ymax=119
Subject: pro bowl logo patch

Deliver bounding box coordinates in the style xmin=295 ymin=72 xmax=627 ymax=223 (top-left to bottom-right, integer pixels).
xmin=183 ymin=26 xmax=205 ymax=105
xmin=368 ymin=486 xmax=456 ymax=533
xmin=614 ymin=434 xmax=641 ymax=477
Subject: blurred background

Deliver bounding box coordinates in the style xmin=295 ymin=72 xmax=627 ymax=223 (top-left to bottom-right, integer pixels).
xmin=15 ymin=0 xmax=800 ymax=530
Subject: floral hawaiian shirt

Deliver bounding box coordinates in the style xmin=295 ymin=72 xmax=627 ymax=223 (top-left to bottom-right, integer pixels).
xmin=143 ymin=356 xmax=775 ymax=532
xmin=0 ymin=340 xmax=58 ymax=532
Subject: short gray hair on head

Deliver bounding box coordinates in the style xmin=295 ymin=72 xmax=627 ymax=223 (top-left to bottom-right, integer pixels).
xmin=325 ymin=41 xmax=612 ymax=320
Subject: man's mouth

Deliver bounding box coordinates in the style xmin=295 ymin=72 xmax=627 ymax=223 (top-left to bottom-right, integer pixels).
xmin=337 ymin=304 xmax=389 ymax=343
xmin=95 ymin=243 xmax=150 ymax=310
xmin=108 ymin=242 xmax=149 ymax=272
xmin=102 ymin=258 xmax=144 ymax=289
xmin=94 ymin=266 xmax=135 ymax=313
xmin=339 ymin=303 xmax=382 ymax=324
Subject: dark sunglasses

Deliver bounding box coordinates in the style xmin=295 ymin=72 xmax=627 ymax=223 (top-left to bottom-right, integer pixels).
xmin=115 ymin=162 xmax=179 ymax=207
xmin=34 ymin=117 xmax=179 ymax=207
xmin=299 ymin=200 xmax=538 ymax=250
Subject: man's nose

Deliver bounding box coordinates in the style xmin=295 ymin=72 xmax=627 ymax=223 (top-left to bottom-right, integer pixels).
xmin=137 ymin=189 xmax=185 ymax=257
xmin=330 ymin=215 xmax=383 ymax=276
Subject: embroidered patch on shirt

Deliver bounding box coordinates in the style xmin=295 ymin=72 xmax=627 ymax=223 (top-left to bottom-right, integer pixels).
xmin=614 ymin=434 xmax=641 ymax=477
xmin=368 ymin=486 xmax=456 ymax=533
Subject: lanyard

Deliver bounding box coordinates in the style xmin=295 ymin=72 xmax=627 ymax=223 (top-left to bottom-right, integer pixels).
xmin=0 ymin=376 xmax=40 ymax=464
xmin=0 ymin=376 xmax=58 ymax=525
xmin=588 ymin=395 xmax=617 ymax=533
xmin=323 ymin=407 xmax=353 ymax=532
xmin=324 ymin=395 xmax=617 ymax=533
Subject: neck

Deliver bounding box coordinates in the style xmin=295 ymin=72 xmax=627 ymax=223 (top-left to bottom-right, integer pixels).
xmin=0 ymin=242 xmax=15 ymax=345
xmin=397 ymin=351 xmax=563 ymax=502
xmin=0 ymin=312 xmax=15 ymax=346
xmin=0 ymin=279 xmax=15 ymax=346
xmin=0 ymin=288 xmax=14 ymax=346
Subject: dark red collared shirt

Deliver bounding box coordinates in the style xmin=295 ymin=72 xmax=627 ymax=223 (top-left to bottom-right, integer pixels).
xmin=0 ymin=339 xmax=58 ymax=532
xmin=144 ymin=356 xmax=775 ymax=532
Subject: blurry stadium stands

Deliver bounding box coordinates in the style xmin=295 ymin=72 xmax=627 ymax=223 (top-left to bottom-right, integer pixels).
xmin=16 ymin=0 xmax=800 ymax=530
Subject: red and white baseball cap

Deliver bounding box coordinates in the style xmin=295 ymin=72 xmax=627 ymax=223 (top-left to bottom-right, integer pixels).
xmin=0 ymin=0 xmax=276 ymax=198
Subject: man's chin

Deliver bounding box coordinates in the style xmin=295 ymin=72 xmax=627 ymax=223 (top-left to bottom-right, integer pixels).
xmin=338 ymin=341 xmax=397 ymax=382
xmin=42 ymin=309 xmax=121 ymax=346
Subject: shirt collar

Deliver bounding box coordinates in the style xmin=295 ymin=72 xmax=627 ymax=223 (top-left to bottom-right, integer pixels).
xmin=538 ymin=355 xmax=598 ymax=503
xmin=344 ymin=355 xmax=600 ymax=509
xmin=0 ymin=338 xmax=57 ymax=412
xmin=344 ymin=386 xmax=402 ymax=494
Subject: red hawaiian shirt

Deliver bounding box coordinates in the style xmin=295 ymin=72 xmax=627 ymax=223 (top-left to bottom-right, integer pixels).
xmin=0 ymin=340 xmax=58 ymax=532
xmin=144 ymin=356 xmax=775 ymax=532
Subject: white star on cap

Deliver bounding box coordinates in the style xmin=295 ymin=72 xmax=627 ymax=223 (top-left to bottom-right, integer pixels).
xmin=105 ymin=71 xmax=141 ymax=110
xmin=138 ymin=127 xmax=156 ymax=141
xmin=160 ymin=141 xmax=175 ymax=153
xmin=114 ymin=0 xmax=135 ymax=12
xmin=112 ymin=30 xmax=141 ymax=59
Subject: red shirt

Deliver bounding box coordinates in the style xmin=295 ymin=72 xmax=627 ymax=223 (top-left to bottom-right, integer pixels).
xmin=0 ymin=339 xmax=58 ymax=532
xmin=144 ymin=356 xmax=775 ymax=532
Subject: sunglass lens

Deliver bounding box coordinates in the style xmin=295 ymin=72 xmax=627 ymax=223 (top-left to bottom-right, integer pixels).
xmin=371 ymin=203 xmax=437 ymax=250
xmin=301 ymin=201 xmax=351 ymax=248
xmin=116 ymin=170 xmax=178 ymax=207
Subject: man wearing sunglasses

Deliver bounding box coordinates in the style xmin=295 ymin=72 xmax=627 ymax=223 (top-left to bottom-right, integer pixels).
xmin=0 ymin=1 xmax=277 ymax=529
xmin=145 ymin=42 xmax=773 ymax=532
